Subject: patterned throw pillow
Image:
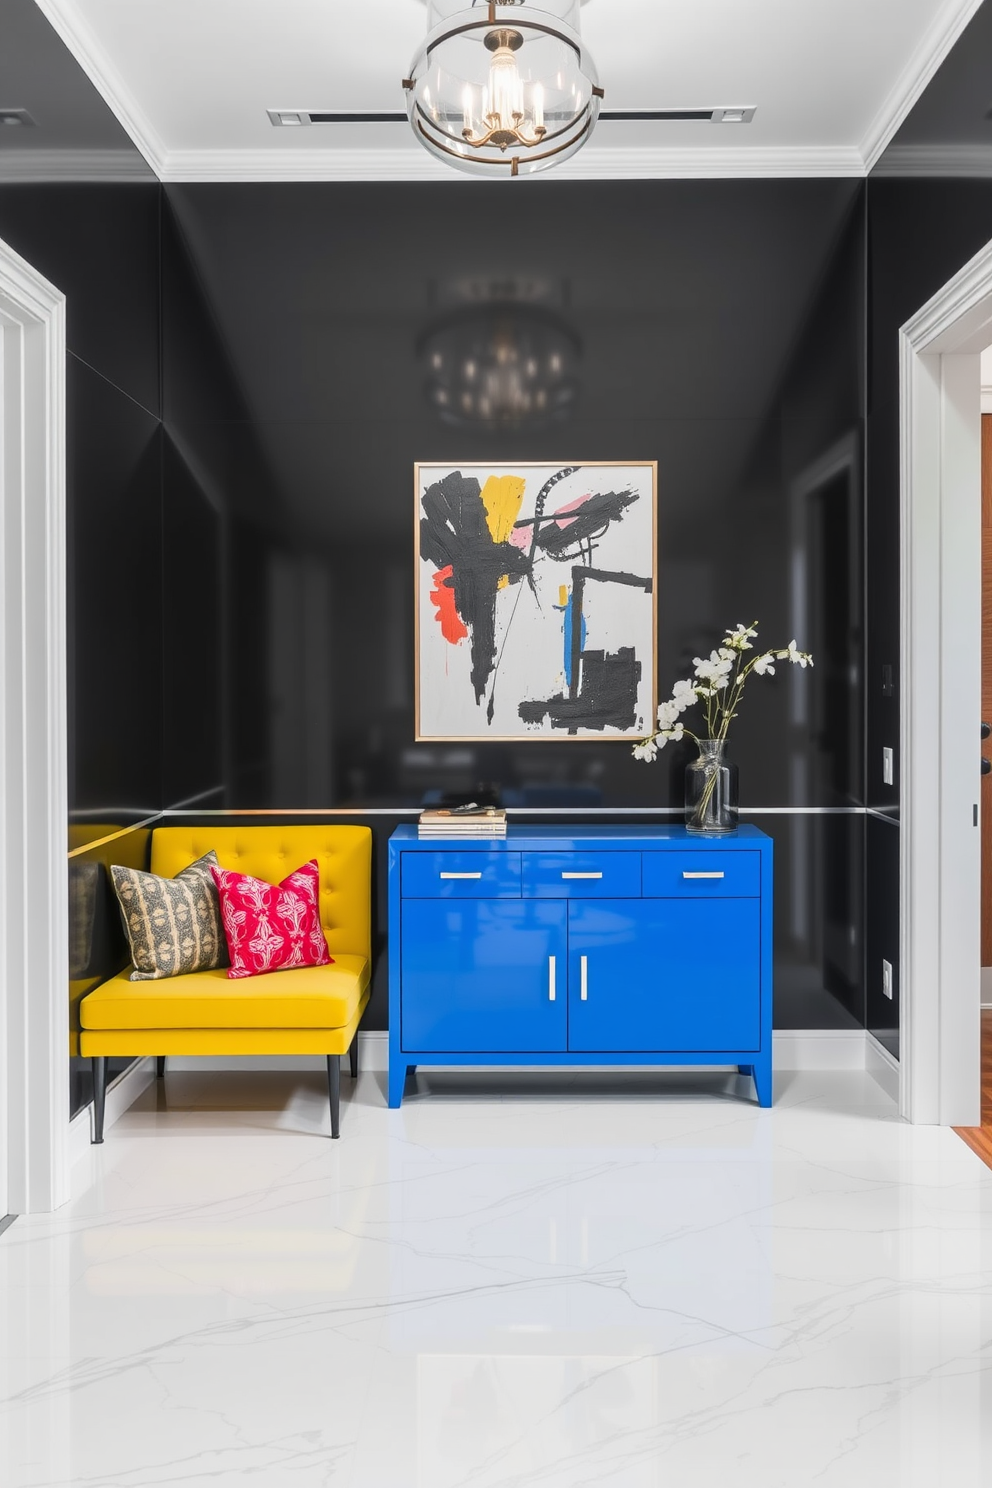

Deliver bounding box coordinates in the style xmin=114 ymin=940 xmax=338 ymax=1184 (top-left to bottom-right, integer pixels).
xmin=211 ymin=859 xmax=332 ymax=979
xmin=111 ymin=851 xmax=228 ymax=981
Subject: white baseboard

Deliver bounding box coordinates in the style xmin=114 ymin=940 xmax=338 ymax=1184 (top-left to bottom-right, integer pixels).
xmin=865 ymin=1033 xmax=900 ymax=1102
xmin=68 ymin=1057 xmax=156 ymax=1165
xmin=164 ymin=1031 xmax=390 ymax=1075
xmin=68 ymin=1031 xmax=900 ymax=1153
xmin=771 ymin=1028 xmax=868 ymax=1070
xmin=163 ymin=1030 xmax=873 ymax=1075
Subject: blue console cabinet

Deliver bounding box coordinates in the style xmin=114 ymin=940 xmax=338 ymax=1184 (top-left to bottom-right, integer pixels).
xmin=387 ymin=825 xmax=773 ymax=1107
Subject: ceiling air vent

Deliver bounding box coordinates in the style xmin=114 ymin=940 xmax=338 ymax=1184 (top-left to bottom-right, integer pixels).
xmin=267 ymin=110 xmax=311 ymax=127
xmin=599 ymin=107 xmax=756 ymax=123
xmin=266 ymin=107 xmax=756 ymax=127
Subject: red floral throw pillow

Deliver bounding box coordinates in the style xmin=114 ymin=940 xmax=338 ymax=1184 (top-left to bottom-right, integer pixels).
xmin=210 ymin=860 xmax=333 ymax=979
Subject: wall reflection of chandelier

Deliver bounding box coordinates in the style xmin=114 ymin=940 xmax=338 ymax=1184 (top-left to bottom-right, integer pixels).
xmin=404 ymin=0 xmax=602 ymax=178
xmin=421 ymin=306 xmax=581 ymax=426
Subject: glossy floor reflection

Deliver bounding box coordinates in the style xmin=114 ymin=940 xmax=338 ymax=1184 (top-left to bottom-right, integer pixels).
xmin=2 ymin=1066 xmax=991 ymax=1487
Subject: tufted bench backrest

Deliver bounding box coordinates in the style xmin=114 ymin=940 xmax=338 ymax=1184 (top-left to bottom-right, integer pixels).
xmin=150 ymin=826 xmax=372 ymax=963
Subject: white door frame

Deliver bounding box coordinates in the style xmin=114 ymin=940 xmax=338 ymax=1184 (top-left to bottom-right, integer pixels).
xmin=900 ymin=237 xmax=992 ymax=1125
xmin=0 ymin=236 xmax=69 ymax=1213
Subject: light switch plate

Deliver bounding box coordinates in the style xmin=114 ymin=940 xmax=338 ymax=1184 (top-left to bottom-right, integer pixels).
xmin=882 ymin=747 xmax=894 ymax=786
xmin=882 ymin=959 xmax=893 ymax=1001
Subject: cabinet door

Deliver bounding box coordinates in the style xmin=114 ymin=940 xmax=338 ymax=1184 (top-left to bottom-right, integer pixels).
xmin=567 ymin=899 xmax=761 ymax=1052
xmin=401 ymin=900 xmax=567 ymax=1052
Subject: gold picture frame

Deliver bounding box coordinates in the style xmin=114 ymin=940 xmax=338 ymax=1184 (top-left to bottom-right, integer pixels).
xmin=414 ymin=460 xmax=658 ymax=742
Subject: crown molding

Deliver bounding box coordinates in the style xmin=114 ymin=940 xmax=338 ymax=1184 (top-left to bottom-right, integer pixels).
xmin=871 ymin=143 xmax=992 ymax=179
xmin=859 ymin=0 xmax=985 ymax=173
xmin=0 ymin=149 xmax=154 ymax=184
xmin=158 ymin=143 xmax=866 ymax=183
xmin=31 ymin=0 xmax=167 ymax=176
xmin=38 ymin=0 xmax=983 ymax=185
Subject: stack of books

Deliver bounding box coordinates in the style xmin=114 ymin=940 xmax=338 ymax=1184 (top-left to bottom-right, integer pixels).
xmin=418 ymin=804 xmax=507 ymax=838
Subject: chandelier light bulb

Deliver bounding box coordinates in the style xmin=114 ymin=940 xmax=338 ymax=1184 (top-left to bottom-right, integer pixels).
xmin=403 ymin=0 xmax=602 ymax=178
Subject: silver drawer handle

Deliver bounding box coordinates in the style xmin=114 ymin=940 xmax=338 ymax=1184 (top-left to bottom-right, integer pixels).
xmin=548 ymin=956 xmax=556 ymax=1001
xmin=682 ymin=871 xmax=725 ymax=879
xmin=580 ymin=954 xmax=588 ymax=1001
xmin=440 ymin=871 xmax=482 ymax=880
xmin=562 ymin=871 xmax=603 ymax=880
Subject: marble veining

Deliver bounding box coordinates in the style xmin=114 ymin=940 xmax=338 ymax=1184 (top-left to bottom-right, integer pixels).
xmin=1 ymin=1068 xmax=991 ymax=1486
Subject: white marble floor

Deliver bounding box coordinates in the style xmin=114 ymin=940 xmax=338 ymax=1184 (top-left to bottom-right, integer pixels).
xmin=1 ymin=1065 xmax=991 ymax=1488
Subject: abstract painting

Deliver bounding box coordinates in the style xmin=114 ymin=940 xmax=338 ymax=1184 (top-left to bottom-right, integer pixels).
xmin=415 ymin=462 xmax=657 ymax=740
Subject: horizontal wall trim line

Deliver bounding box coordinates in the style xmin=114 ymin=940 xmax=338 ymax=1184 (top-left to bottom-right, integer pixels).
xmin=160 ymin=805 xmax=872 ymax=818
xmin=68 ymin=814 xmax=160 ymax=858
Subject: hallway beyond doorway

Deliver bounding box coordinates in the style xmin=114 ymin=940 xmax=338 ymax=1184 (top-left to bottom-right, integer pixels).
xmin=955 ymin=1008 xmax=992 ymax=1170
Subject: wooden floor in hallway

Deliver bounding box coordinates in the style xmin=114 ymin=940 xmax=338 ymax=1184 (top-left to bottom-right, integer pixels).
xmin=954 ymin=1009 xmax=992 ymax=1170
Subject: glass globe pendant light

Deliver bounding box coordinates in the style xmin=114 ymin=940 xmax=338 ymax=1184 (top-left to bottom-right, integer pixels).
xmin=403 ymin=0 xmax=603 ymax=178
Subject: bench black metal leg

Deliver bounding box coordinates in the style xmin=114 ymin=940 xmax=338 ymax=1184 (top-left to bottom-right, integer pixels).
xmin=327 ymin=1054 xmax=340 ymax=1139
xmin=156 ymin=1056 xmax=166 ymax=1079
xmin=349 ymin=1037 xmax=358 ymax=1079
xmin=92 ymin=1057 xmax=107 ymax=1144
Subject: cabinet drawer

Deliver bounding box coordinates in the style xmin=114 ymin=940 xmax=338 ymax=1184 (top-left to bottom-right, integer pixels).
xmin=642 ymin=851 xmax=760 ymax=898
xmin=401 ymin=851 xmax=521 ymax=898
xmin=522 ymin=851 xmax=641 ymax=897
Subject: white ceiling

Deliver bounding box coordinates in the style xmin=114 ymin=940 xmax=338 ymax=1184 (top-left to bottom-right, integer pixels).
xmin=32 ymin=0 xmax=986 ymax=180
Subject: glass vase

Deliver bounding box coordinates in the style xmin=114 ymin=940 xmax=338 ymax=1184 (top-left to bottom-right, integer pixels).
xmin=685 ymin=739 xmax=739 ymax=834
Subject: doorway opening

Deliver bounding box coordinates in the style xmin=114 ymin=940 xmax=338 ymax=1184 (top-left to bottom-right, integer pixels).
xmin=0 ymin=235 xmax=68 ymax=1215
xmin=899 ymin=237 xmax=992 ymax=1127
xmin=951 ymin=358 xmax=992 ymax=1164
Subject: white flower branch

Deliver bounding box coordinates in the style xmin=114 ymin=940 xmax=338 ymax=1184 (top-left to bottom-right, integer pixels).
xmin=633 ymin=621 xmax=814 ymax=761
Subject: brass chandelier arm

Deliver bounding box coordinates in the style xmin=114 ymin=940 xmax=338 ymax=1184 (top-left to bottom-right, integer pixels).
xmin=414 ymin=99 xmax=594 ymax=149
xmin=417 ymin=111 xmax=593 ymax=172
xmin=462 ymin=111 xmax=548 ymax=150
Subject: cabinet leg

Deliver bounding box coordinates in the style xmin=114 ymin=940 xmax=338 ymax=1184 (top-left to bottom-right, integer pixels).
xmin=737 ymin=1064 xmax=753 ymax=1077
xmin=349 ymin=1037 xmax=359 ymax=1080
xmin=752 ymin=1061 xmax=773 ymax=1108
xmin=388 ymin=1060 xmax=408 ymax=1109
xmin=156 ymin=1056 xmax=166 ymax=1079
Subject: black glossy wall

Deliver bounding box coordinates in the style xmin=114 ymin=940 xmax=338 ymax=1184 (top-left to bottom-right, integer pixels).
xmin=0 ymin=181 xmax=162 ymax=837
xmin=161 ymin=177 xmax=868 ymax=1032
xmin=164 ymin=177 xmax=867 ymax=819
xmin=0 ymin=170 xmax=871 ymax=1044
xmin=0 ymin=177 xmax=166 ymax=1116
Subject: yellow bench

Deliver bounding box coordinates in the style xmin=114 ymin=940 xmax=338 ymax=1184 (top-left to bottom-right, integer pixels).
xmin=80 ymin=825 xmax=372 ymax=1141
